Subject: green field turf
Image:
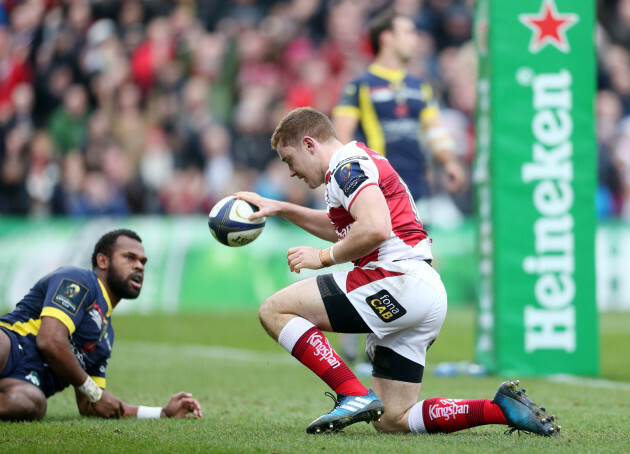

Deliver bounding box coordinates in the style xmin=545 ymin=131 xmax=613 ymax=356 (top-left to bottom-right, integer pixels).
xmin=1 ymin=307 xmax=629 ymax=453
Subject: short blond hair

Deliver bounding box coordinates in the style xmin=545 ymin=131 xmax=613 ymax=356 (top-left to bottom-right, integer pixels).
xmin=270 ymin=107 xmax=338 ymax=150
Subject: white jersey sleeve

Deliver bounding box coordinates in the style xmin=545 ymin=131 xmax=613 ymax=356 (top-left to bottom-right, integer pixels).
xmin=326 ymin=142 xmax=378 ymax=212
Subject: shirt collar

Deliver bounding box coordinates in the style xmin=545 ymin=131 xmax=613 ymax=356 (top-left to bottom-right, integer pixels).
xmin=368 ymin=63 xmax=407 ymax=83
xmin=97 ymin=277 xmax=113 ymax=317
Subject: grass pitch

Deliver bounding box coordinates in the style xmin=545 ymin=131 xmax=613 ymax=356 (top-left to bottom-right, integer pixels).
xmin=1 ymin=307 xmax=629 ymax=453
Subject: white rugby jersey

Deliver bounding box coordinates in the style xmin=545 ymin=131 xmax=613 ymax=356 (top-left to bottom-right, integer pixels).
xmin=325 ymin=141 xmax=432 ymax=268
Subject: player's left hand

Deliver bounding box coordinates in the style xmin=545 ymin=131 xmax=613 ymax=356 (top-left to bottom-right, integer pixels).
xmin=287 ymin=246 xmax=322 ymax=273
xmin=162 ymin=392 xmax=203 ymax=419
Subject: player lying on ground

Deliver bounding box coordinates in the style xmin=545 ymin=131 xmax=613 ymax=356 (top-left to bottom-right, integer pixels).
xmin=0 ymin=229 xmax=202 ymax=421
xmin=236 ymin=107 xmax=560 ymax=436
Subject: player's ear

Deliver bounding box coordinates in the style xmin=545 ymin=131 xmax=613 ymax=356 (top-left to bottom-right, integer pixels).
xmin=96 ymin=252 xmax=110 ymax=270
xmin=381 ymin=29 xmax=392 ymax=48
xmin=303 ymin=136 xmax=316 ymax=154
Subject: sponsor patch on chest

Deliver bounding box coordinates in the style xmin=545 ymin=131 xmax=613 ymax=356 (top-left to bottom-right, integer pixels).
xmin=365 ymin=289 xmax=406 ymax=322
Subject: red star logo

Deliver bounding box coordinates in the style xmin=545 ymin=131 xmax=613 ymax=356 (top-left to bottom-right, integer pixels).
xmin=519 ymin=0 xmax=578 ymax=53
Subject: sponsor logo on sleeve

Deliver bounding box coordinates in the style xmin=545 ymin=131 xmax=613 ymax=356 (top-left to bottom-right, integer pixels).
xmin=334 ymin=161 xmax=369 ymax=197
xmin=52 ymin=279 xmax=88 ymax=315
xmin=365 ymin=289 xmax=406 ymax=322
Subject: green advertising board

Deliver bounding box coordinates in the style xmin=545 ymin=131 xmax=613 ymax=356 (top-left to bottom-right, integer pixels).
xmin=474 ymin=0 xmax=599 ymax=375
xmin=0 ymin=217 xmax=478 ymax=314
xmin=0 ymin=217 xmax=477 ymax=315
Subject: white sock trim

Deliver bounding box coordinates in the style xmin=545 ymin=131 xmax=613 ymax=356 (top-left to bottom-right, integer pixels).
xmin=408 ymin=400 xmax=428 ymax=434
xmin=277 ymin=317 xmax=315 ymax=354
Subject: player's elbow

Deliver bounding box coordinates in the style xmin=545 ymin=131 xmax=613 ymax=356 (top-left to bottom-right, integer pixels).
xmin=35 ymin=334 xmax=55 ymax=356
xmin=36 ymin=335 xmax=67 ymax=364
xmin=368 ymin=222 xmax=391 ymax=246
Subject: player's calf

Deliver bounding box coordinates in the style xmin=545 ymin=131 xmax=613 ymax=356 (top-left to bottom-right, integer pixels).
xmin=372 ymin=408 xmax=412 ymax=433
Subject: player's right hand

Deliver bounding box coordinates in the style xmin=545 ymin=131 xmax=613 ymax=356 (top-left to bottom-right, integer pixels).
xmin=442 ymin=158 xmax=466 ymax=193
xmin=234 ymin=192 xmax=280 ymax=220
xmin=90 ymin=391 xmax=124 ymax=419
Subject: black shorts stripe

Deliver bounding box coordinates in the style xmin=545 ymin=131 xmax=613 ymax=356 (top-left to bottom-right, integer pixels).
xmin=372 ymin=346 xmax=424 ymax=383
xmin=316 ymin=274 xmax=372 ymax=334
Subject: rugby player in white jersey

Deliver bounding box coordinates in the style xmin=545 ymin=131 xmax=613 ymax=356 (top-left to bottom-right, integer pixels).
xmin=236 ymin=107 xmax=560 ymax=437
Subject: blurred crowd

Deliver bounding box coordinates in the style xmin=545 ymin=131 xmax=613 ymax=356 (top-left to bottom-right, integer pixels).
xmin=0 ymin=0 xmax=628 ymax=220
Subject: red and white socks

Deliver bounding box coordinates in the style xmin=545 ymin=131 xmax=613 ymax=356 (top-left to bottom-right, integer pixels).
xmin=408 ymin=397 xmax=507 ymax=434
xmin=278 ymin=317 xmax=368 ymax=396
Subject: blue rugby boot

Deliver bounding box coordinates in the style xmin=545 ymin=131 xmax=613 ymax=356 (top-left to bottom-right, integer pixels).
xmin=492 ymin=380 xmax=561 ymax=437
xmin=306 ymin=389 xmax=385 ymax=434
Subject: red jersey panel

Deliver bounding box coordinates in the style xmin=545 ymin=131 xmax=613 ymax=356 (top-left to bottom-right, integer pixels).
xmin=325 ymin=142 xmax=432 ymax=268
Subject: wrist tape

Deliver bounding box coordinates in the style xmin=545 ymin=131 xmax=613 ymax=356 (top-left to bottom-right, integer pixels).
xmin=137 ymin=406 xmax=163 ymax=419
xmin=78 ymin=376 xmax=103 ymax=403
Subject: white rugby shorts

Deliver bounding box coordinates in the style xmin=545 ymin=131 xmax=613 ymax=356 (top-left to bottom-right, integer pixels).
xmin=331 ymin=259 xmax=447 ymax=367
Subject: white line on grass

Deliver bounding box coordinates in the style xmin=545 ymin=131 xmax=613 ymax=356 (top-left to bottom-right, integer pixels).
xmin=119 ymin=341 xmax=630 ymax=391
xmin=545 ymin=374 xmax=630 ymax=391
xmin=120 ymin=340 xmax=296 ymax=365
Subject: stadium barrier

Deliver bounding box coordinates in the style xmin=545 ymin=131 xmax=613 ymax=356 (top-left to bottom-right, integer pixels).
xmin=0 ymin=217 xmax=627 ymax=314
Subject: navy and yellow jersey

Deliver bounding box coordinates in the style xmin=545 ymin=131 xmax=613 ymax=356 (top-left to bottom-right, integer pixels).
xmin=0 ymin=267 xmax=114 ymax=397
xmin=332 ymin=64 xmax=440 ymax=200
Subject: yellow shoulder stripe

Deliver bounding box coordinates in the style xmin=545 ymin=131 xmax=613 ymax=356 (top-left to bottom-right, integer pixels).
xmin=421 ymin=83 xmax=434 ymax=102
xmin=420 ymin=105 xmax=440 ymax=123
xmin=359 ymin=84 xmax=385 ymax=155
xmin=0 ymin=319 xmax=42 ymax=337
xmin=332 ymin=105 xmax=360 ymax=118
xmin=368 ymin=64 xmax=406 ymax=83
xmin=41 ymin=307 xmax=77 ymax=334
xmin=92 ymin=376 xmax=106 ymax=389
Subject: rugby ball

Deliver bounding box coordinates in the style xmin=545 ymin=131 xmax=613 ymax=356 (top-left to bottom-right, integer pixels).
xmin=208 ymin=196 xmax=266 ymax=247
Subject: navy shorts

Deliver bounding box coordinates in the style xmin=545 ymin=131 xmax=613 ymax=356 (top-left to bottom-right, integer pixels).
xmin=0 ymin=327 xmax=57 ymax=397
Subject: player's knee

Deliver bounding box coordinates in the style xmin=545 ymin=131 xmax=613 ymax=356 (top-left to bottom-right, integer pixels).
xmin=0 ymin=385 xmax=47 ymax=421
xmin=258 ymin=299 xmax=270 ymax=327
xmin=21 ymin=393 xmax=47 ymax=421
xmin=258 ymin=294 xmax=280 ymax=327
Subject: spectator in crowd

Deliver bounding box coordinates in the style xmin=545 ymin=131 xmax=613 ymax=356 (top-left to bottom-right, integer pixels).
xmin=47 ymin=84 xmax=89 ymax=154
xmin=0 ymin=0 xmax=627 ymax=219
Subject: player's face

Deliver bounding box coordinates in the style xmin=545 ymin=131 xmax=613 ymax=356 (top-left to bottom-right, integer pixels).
xmin=278 ymin=143 xmax=322 ymax=189
xmin=391 ymin=16 xmax=418 ymax=63
xmin=106 ymin=236 xmax=147 ymax=300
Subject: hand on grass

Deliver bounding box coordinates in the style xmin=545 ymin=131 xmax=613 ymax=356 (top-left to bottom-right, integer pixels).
xmin=163 ymin=392 xmax=203 ymax=419
xmin=91 ymin=391 xmax=124 ymax=419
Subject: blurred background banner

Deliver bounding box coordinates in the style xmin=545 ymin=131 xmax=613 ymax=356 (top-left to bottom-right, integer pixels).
xmin=1 ymin=217 xmax=628 ymax=315
xmin=0 ymin=216 xmax=325 ymax=314
xmin=0 ymin=216 xmax=475 ymax=313
xmin=474 ymin=0 xmax=599 ymax=376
